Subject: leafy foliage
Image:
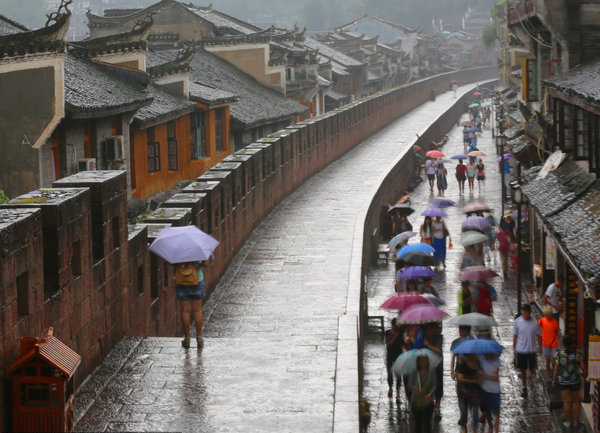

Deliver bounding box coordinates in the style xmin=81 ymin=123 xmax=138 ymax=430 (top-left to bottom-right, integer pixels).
xmin=481 ymin=23 xmax=497 ymax=50
xmin=0 ymin=190 xmax=10 ymax=204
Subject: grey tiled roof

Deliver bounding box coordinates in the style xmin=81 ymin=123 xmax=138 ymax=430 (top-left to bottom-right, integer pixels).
xmin=0 ymin=15 xmax=28 ymax=36
xmin=133 ymin=84 xmax=196 ymax=128
xmin=184 ymin=4 xmax=260 ymax=35
xmin=546 ymin=184 xmax=600 ymax=281
xmin=304 ymin=37 xmax=364 ymax=68
xmin=64 ymin=53 xmax=152 ymax=116
xmin=522 ymin=159 xmax=596 ymax=218
xmin=544 ymin=59 xmax=600 ymax=105
xmin=189 ymin=82 xmax=238 ymax=105
xmin=148 ymin=49 xmax=307 ymax=127
xmin=523 ymin=160 xmax=600 ymax=281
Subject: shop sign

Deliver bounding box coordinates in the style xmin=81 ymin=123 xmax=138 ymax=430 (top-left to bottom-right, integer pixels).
xmin=565 ymin=264 xmax=578 ymax=338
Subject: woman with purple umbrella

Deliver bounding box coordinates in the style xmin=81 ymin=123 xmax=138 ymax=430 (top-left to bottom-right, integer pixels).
xmin=436 ymin=162 xmax=448 ymax=197
xmin=432 ymin=216 xmax=451 ymax=269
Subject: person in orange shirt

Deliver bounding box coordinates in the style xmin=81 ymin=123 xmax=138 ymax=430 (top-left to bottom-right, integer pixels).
xmin=538 ymin=305 xmax=560 ymax=380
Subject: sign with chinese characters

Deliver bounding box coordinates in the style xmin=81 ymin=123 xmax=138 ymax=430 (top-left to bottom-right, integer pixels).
xmin=565 ymin=264 xmax=578 ymax=338
xmin=588 ymin=335 xmax=600 ymax=382
xmin=522 ymin=58 xmax=539 ymax=102
xmin=545 ymin=233 xmax=555 ymax=270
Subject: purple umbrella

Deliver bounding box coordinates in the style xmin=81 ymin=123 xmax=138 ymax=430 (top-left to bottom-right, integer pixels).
xmin=399 ymin=266 xmax=437 ymax=280
xmin=462 ymin=216 xmax=491 ymax=231
xmin=421 ymin=208 xmax=447 ymax=218
xmin=149 ymin=225 xmax=219 ymax=263
xmin=429 ymin=198 xmax=456 ymax=208
xmin=497 ymin=153 xmax=512 ymax=162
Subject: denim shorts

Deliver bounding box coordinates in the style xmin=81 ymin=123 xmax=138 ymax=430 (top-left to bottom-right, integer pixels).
xmin=176 ymin=281 xmax=205 ymax=300
xmin=559 ymin=382 xmax=581 ymax=392
xmin=482 ymin=390 xmax=500 ymax=414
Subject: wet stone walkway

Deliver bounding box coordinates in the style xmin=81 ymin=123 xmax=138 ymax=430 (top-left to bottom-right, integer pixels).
xmin=73 ymin=85 xmax=558 ymax=433
xmin=362 ymin=112 xmax=564 ymax=432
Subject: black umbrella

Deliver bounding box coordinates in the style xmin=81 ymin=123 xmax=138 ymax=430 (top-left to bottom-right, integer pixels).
xmin=388 ymin=203 xmax=415 ymax=216
xmin=400 ymin=251 xmax=439 ymax=267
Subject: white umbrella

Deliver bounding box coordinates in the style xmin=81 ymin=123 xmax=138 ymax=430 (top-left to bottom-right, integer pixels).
xmin=447 ymin=312 xmax=498 ymax=327
xmin=388 ymin=231 xmax=416 ymax=249
xmin=393 ymin=348 xmax=441 ymax=376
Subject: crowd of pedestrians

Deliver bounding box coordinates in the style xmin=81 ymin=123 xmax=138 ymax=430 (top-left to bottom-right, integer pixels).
xmin=380 ymin=90 xmax=587 ymax=433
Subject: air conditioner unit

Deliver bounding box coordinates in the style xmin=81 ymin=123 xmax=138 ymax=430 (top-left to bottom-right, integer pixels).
xmin=78 ymin=158 xmax=96 ymax=171
xmin=103 ymin=135 xmax=124 ymax=161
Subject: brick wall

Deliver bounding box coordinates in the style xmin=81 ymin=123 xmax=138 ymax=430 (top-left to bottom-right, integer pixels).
xmin=0 ymin=66 xmax=496 ymax=430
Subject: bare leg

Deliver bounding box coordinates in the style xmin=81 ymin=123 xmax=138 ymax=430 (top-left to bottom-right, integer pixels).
xmin=192 ymin=299 xmax=203 ymax=337
xmin=561 ymin=389 xmax=573 ymax=425
xmin=571 ymin=390 xmax=581 ymax=425
xmin=180 ymin=300 xmax=192 ymax=337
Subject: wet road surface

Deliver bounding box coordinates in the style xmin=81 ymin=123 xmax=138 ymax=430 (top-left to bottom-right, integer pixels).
xmin=362 ymin=111 xmax=567 ymax=433
xmin=74 ymin=86 xmax=564 ymax=433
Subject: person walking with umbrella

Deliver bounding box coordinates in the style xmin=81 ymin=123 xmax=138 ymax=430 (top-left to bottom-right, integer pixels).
xmin=149 ymin=226 xmax=219 ymax=349
xmin=476 ymin=158 xmax=485 ymax=192
xmin=478 ymin=352 xmax=501 ymax=433
xmin=423 ymin=323 xmax=444 ymax=420
xmin=386 ymin=318 xmax=405 ymax=401
xmin=425 ymin=157 xmax=437 ymax=192
xmin=432 ymin=216 xmax=451 ymax=269
xmin=553 ymin=334 xmax=586 ymax=429
xmin=513 ymin=303 xmax=542 ymax=398
xmin=408 ymin=354 xmax=437 ymax=433
xmin=420 ymin=216 xmax=433 ymax=246
xmin=450 ymin=326 xmax=473 ymax=381
xmin=436 ymin=162 xmax=448 ymax=197
xmin=455 ymin=353 xmax=481 ymax=433
xmin=466 ymin=158 xmax=477 ymax=192
xmin=175 ymin=260 xmax=207 ymax=349
xmin=455 ymin=159 xmax=467 ymax=195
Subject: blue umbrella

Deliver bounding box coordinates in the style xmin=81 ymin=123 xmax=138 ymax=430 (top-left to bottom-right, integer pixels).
xmin=149 ymin=225 xmax=219 ymax=263
xmin=398 ymin=266 xmax=437 ymax=280
xmin=451 ymin=338 xmax=504 ymax=354
xmin=421 ymin=208 xmax=447 ymax=218
xmin=466 ymin=127 xmax=482 ymax=133
xmin=451 ymin=154 xmax=468 ymax=160
xmin=429 ymin=197 xmax=455 ymax=208
xmin=397 ymin=243 xmax=436 ymax=257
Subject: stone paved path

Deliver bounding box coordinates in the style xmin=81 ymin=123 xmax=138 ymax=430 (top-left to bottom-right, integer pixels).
xmin=74 ymin=85 xmax=561 ymax=433
xmin=361 ymin=110 xmax=564 ymax=433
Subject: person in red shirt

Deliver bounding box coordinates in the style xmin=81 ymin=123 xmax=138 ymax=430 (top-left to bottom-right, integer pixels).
xmin=455 ymin=159 xmax=467 ymax=195
xmin=538 ymin=305 xmax=560 ymax=380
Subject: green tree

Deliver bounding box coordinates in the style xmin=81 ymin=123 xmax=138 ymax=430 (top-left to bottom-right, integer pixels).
xmin=0 ymin=190 xmax=9 ymax=204
xmin=481 ymin=23 xmax=497 ymax=50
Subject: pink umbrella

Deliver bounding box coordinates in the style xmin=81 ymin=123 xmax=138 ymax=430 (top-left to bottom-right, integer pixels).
xmin=463 ymin=202 xmax=491 ymax=214
xmin=397 ymin=304 xmax=449 ymax=324
xmin=379 ymin=293 xmax=432 ymax=311
xmin=457 ymin=266 xmax=499 ymax=281
xmin=426 ymin=150 xmax=445 ymax=158
xmin=473 ymin=91 xmax=481 ymax=95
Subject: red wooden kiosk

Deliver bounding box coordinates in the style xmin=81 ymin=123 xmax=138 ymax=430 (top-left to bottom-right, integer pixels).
xmin=7 ymin=328 xmax=81 ymax=432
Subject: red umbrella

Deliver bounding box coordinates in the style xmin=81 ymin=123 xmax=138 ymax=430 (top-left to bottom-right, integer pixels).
xmin=426 ymin=150 xmax=445 ymax=158
xmin=457 ymin=266 xmax=499 ymax=281
xmin=379 ymin=293 xmax=432 ymax=311
xmin=397 ymin=304 xmax=448 ymax=324
xmin=460 ymin=121 xmax=474 ymax=127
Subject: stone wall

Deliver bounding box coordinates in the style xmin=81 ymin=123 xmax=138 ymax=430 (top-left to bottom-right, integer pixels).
xmin=0 ymin=66 xmax=496 ymax=431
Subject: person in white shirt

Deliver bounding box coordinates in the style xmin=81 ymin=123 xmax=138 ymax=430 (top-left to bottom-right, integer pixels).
xmin=542 ymin=280 xmax=563 ymax=322
xmin=425 ymin=158 xmax=437 ymax=192
xmin=478 ymin=353 xmax=501 ymax=433
xmin=512 ymin=303 xmax=542 ymax=398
